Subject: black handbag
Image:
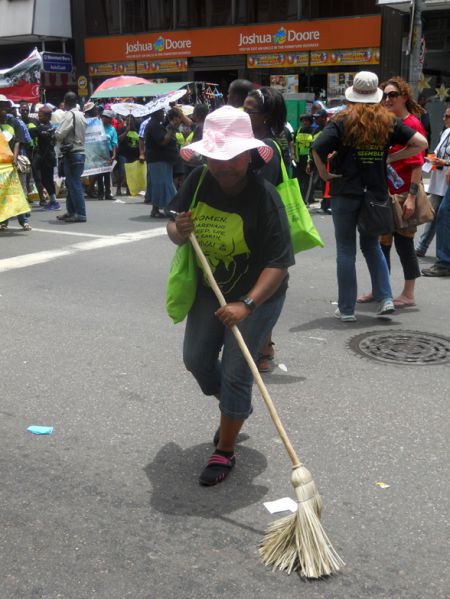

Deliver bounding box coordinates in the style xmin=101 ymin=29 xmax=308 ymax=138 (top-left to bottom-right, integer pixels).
xmin=358 ymin=187 xmax=395 ymax=236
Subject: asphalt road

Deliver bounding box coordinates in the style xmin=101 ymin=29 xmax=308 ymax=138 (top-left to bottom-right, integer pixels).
xmin=0 ymin=196 xmax=448 ymax=599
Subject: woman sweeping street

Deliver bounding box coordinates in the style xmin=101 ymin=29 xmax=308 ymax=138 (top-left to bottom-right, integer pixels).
xmin=167 ymin=106 xmax=294 ymax=486
xmin=311 ymin=71 xmax=428 ymax=321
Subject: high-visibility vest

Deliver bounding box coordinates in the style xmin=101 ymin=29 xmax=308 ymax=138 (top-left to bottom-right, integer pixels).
xmin=175 ymin=132 xmax=188 ymax=148
xmin=294 ymin=130 xmax=313 ymax=160
xmin=25 ymin=121 xmax=38 ymax=148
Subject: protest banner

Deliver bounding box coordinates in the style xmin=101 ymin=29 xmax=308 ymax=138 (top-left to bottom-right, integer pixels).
xmin=0 ymin=49 xmax=42 ymax=103
xmin=82 ymin=117 xmax=112 ymax=177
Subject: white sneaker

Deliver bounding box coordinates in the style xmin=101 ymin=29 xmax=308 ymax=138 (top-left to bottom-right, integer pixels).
xmin=334 ymin=308 xmax=357 ymax=322
xmin=377 ymin=298 xmax=395 ymax=316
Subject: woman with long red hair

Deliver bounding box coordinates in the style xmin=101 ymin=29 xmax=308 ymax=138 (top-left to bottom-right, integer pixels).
xmin=312 ymin=72 xmax=427 ymax=321
xmin=358 ymin=77 xmax=427 ymax=307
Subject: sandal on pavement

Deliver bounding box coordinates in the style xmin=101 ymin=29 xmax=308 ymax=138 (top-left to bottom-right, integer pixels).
xmin=394 ymin=298 xmax=416 ymax=308
xmin=199 ymin=452 xmax=236 ymax=486
xmin=357 ymin=293 xmax=375 ymax=303
xmin=257 ymin=354 xmax=275 ymax=373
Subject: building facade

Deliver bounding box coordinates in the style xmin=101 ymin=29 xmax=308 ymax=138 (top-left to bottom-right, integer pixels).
xmin=0 ymin=0 xmax=76 ymax=102
xmin=76 ymin=0 xmax=385 ymax=100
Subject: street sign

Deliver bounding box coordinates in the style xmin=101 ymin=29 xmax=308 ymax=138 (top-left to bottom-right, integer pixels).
xmin=78 ymin=76 xmax=88 ymax=88
xmin=42 ymin=52 xmax=73 ymax=74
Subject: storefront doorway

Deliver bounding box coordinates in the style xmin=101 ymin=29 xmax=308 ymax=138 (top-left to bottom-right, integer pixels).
xmin=193 ymin=69 xmax=239 ymax=99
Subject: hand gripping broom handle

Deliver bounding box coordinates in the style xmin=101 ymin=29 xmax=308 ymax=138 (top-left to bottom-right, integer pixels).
xmin=189 ymin=232 xmax=301 ymax=468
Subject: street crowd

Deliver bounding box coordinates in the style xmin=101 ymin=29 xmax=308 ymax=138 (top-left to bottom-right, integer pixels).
xmin=1 ymin=71 xmax=449 ymax=484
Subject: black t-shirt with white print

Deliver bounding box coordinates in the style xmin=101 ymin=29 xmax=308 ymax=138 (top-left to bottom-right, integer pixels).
xmin=168 ymin=167 xmax=294 ymax=303
xmin=311 ymin=118 xmax=416 ymax=198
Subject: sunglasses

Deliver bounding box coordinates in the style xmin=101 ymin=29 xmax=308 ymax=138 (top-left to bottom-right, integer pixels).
xmin=444 ymin=114 xmax=450 ymax=119
xmin=243 ymin=108 xmax=261 ymax=115
xmin=382 ymin=91 xmax=402 ymax=100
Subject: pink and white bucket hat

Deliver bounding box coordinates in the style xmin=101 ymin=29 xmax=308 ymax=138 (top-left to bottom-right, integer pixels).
xmin=180 ymin=105 xmax=273 ymax=163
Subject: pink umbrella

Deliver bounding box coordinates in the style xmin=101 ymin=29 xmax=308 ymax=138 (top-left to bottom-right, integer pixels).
xmin=95 ymin=76 xmax=149 ymax=92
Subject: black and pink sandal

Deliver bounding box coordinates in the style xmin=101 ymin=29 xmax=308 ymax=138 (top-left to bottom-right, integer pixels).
xmin=199 ymin=452 xmax=236 ymax=486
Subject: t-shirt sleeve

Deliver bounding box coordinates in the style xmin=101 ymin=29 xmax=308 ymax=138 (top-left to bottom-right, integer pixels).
xmin=311 ymin=121 xmax=341 ymax=161
xmin=139 ymin=119 xmax=148 ymax=139
xmin=13 ymin=118 xmax=27 ymax=144
xmin=390 ymin=120 xmax=416 ymax=147
xmin=111 ymin=127 xmax=118 ymax=147
xmin=258 ymin=181 xmax=295 ymax=269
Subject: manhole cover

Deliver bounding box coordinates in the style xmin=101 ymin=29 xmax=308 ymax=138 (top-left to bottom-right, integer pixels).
xmin=348 ymin=330 xmax=450 ymax=365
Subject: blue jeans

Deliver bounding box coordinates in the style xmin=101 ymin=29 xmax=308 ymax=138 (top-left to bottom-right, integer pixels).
xmin=145 ymin=162 xmax=152 ymax=203
xmin=416 ymin=193 xmax=442 ymax=254
xmin=435 ymin=185 xmax=450 ymax=268
xmin=64 ymin=153 xmax=86 ymax=219
xmin=183 ymin=286 xmax=286 ymax=420
xmin=332 ymin=196 xmax=393 ymax=315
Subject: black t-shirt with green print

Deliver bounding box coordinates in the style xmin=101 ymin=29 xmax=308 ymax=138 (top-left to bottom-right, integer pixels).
xmin=169 ymin=167 xmax=295 ymax=302
xmin=311 ymin=118 xmax=416 ymax=198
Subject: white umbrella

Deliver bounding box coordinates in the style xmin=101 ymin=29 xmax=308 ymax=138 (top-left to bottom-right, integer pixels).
xmin=144 ymin=89 xmax=188 ymax=114
xmin=111 ymin=102 xmax=150 ymax=118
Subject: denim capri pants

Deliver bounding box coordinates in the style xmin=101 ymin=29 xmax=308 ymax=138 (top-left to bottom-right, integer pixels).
xmin=183 ymin=285 xmax=286 ymax=420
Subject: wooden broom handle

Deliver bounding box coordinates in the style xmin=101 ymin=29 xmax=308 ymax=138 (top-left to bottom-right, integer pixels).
xmin=189 ymin=232 xmax=301 ymax=468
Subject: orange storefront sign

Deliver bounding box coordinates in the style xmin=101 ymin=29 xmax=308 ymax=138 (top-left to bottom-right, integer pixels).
xmin=85 ymin=16 xmax=381 ymax=63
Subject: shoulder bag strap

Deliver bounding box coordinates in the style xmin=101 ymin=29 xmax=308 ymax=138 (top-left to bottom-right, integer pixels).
xmin=270 ymin=139 xmax=289 ymax=184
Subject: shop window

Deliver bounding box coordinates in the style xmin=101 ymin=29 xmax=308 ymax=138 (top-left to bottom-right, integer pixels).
xmin=236 ymin=0 xmax=298 ymax=23
xmin=147 ymin=0 xmax=173 ymax=31
xmin=423 ymin=14 xmax=450 ymax=51
xmin=86 ymin=0 xmax=121 ymax=36
xmin=303 ymin=0 xmax=379 ymax=19
xmin=122 ymin=0 xmax=147 ymax=33
xmin=177 ymin=0 xmax=232 ymax=27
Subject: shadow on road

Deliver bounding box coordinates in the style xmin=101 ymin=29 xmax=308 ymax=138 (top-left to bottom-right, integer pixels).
xmin=128 ymin=215 xmax=155 ymax=223
xmin=289 ymin=316 xmax=403 ymax=332
xmin=144 ymin=441 xmax=269 ymax=521
xmin=262 ymin=372 xmax=306 ymax=384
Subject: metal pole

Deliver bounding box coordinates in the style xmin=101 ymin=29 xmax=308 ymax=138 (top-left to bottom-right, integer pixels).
xmin=408 ymin=0 xmax=424 ymax=98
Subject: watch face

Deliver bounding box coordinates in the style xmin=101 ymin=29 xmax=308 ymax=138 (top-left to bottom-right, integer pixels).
xmin=244 ymin=298 xmax=255 ymax=310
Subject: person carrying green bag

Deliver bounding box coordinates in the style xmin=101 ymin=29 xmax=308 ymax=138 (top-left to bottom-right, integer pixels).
xmin=165 ymin=105 xmax=294 ymax=486
xmin=243 ymin=87 xmax=323 ymax=371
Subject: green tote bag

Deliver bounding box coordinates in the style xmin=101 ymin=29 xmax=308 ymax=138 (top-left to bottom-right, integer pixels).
xmin=166 ymin=167 xmax=207 ymax=324
xmin=273 ymin=142 xmax=324 ymax=253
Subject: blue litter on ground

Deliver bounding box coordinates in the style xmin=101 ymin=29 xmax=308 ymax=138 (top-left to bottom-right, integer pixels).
xmin=27 ymin=426 xmax=54 ymax=435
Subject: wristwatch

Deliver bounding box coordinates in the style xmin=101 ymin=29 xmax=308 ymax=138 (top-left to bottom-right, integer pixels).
xmin=239 ymin=296 xmax=257 ymax=312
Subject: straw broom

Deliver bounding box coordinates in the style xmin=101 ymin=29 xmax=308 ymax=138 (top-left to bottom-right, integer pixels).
xmin=189 ymin=232 xmax=344 ymax=578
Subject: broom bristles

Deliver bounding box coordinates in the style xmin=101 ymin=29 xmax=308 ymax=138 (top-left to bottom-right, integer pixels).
xmin=259 ymin=466 xmax=344 ymax=578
